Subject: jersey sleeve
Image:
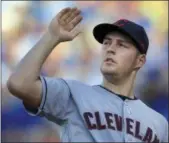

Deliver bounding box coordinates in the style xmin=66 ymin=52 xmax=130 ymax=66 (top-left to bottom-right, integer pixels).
xmin=23 ymin=76 xmax=72 ymax=125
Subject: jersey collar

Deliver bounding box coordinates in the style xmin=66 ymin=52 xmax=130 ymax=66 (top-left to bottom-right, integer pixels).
xmin=98 ymin=85 xmax=138 ymax=101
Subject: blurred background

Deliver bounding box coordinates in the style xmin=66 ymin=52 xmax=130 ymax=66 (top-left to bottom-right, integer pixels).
xmin=2 ymin=1 xmax=168 ymax=142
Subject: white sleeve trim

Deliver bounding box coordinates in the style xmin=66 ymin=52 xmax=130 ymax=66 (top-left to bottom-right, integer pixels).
xmin=23 ymin=75 xmax=47 ymax=116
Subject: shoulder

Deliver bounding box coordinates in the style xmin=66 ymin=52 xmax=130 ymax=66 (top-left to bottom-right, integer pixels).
xmin=42 ymin=76 xmax=95 ymax=88
xmin=62 ymin=79 xmax=87 ymax=86
xmin=138 ymin=100 xmax=168 ymax=124
xmin=61 ymin=79 xmax=93 ymax=89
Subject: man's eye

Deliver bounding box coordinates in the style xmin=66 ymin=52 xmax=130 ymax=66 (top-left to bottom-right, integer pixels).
xmin=103 ymin=41 xmax=109 ymax=45
xmin=119 ymin=43 xmax=123 ymax=46
xmin=119 ymin=43 xmax=127 ymax=48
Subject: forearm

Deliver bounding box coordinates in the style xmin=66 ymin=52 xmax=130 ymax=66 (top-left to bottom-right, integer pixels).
xmin=10 ymin=32 xmax=60 ymax=83
xmin=7 ymin=7 xmax=82 ymax=107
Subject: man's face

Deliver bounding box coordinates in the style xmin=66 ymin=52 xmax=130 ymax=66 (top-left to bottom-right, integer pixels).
xmin=100 ymin=31 xmax=144 ymax=78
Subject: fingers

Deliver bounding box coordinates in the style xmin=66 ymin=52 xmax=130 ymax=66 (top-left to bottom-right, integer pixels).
xmin=60 ymin=9 xmax=72 ymax=22
xmin=58 ymin=7 xmax=82 ymax=26
xmin=65 ymin=8 xmax=81 ymax=23
xmin=58 ymin=7 xmax=71 ymax=25
xmin=68 ymin=15 xmax=83 ymax=31
xmin=57 ymin=7 xmax=83 ymax=33
xmin=58 ymin=7 xmax=71 ymax=19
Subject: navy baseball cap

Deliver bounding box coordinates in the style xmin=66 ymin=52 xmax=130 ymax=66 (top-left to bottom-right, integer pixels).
xmin=93 ymin=19 xmax=149 ymax=54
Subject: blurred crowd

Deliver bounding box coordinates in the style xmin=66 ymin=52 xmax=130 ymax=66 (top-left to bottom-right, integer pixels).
xmin=2 ymin=1 xmax=168 ymax=142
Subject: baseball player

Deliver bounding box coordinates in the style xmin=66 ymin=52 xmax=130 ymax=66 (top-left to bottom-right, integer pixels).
xmin=7 ymin=7 xmax=168 ymax=142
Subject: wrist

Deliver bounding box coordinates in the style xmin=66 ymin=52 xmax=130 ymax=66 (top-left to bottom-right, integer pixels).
xmin=43 ymin=31 xmax=61 ymax=46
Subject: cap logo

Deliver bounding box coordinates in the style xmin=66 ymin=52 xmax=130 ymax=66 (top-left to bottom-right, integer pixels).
xmin=118 ymin=19 xmax=129 ymax=23
xmin=114 ymin=19 xmax=129 ymax=27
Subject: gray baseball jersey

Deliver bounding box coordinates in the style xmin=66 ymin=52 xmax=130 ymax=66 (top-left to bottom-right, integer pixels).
xmin=24 ymin=76 xmax=168 ymax=142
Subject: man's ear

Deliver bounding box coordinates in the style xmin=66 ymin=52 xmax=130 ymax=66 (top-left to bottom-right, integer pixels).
xmin=134 ymin=54 xmax=146 ymax=70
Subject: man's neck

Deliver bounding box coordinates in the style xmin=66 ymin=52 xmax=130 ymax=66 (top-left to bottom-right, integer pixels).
xmin=102 ymin=74 xmax=136 ymax=99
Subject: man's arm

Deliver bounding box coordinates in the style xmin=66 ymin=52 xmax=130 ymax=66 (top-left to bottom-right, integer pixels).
xmin=7 ymin=7 xmax=82 ymax=109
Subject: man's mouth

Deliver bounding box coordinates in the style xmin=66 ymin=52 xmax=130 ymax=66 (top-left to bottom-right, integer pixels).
xmin=104 ymin=58 xmax=116 ymax=64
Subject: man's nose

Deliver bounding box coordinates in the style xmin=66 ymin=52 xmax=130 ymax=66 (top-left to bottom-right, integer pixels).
xmin=107 ymin=41 xmax=117 ymax=54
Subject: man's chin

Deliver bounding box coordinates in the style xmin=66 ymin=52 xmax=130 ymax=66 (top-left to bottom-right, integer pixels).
xmin=101 ymin=68 xmax=117 ymax=76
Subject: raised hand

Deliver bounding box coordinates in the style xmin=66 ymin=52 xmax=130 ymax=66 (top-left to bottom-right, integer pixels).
xmin=48 ymin=7 xmax=83 ymax=42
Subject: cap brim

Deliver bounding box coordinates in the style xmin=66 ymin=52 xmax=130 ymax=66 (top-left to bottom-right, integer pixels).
xmin=93 ymin=23 xmax=134 ymax=44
